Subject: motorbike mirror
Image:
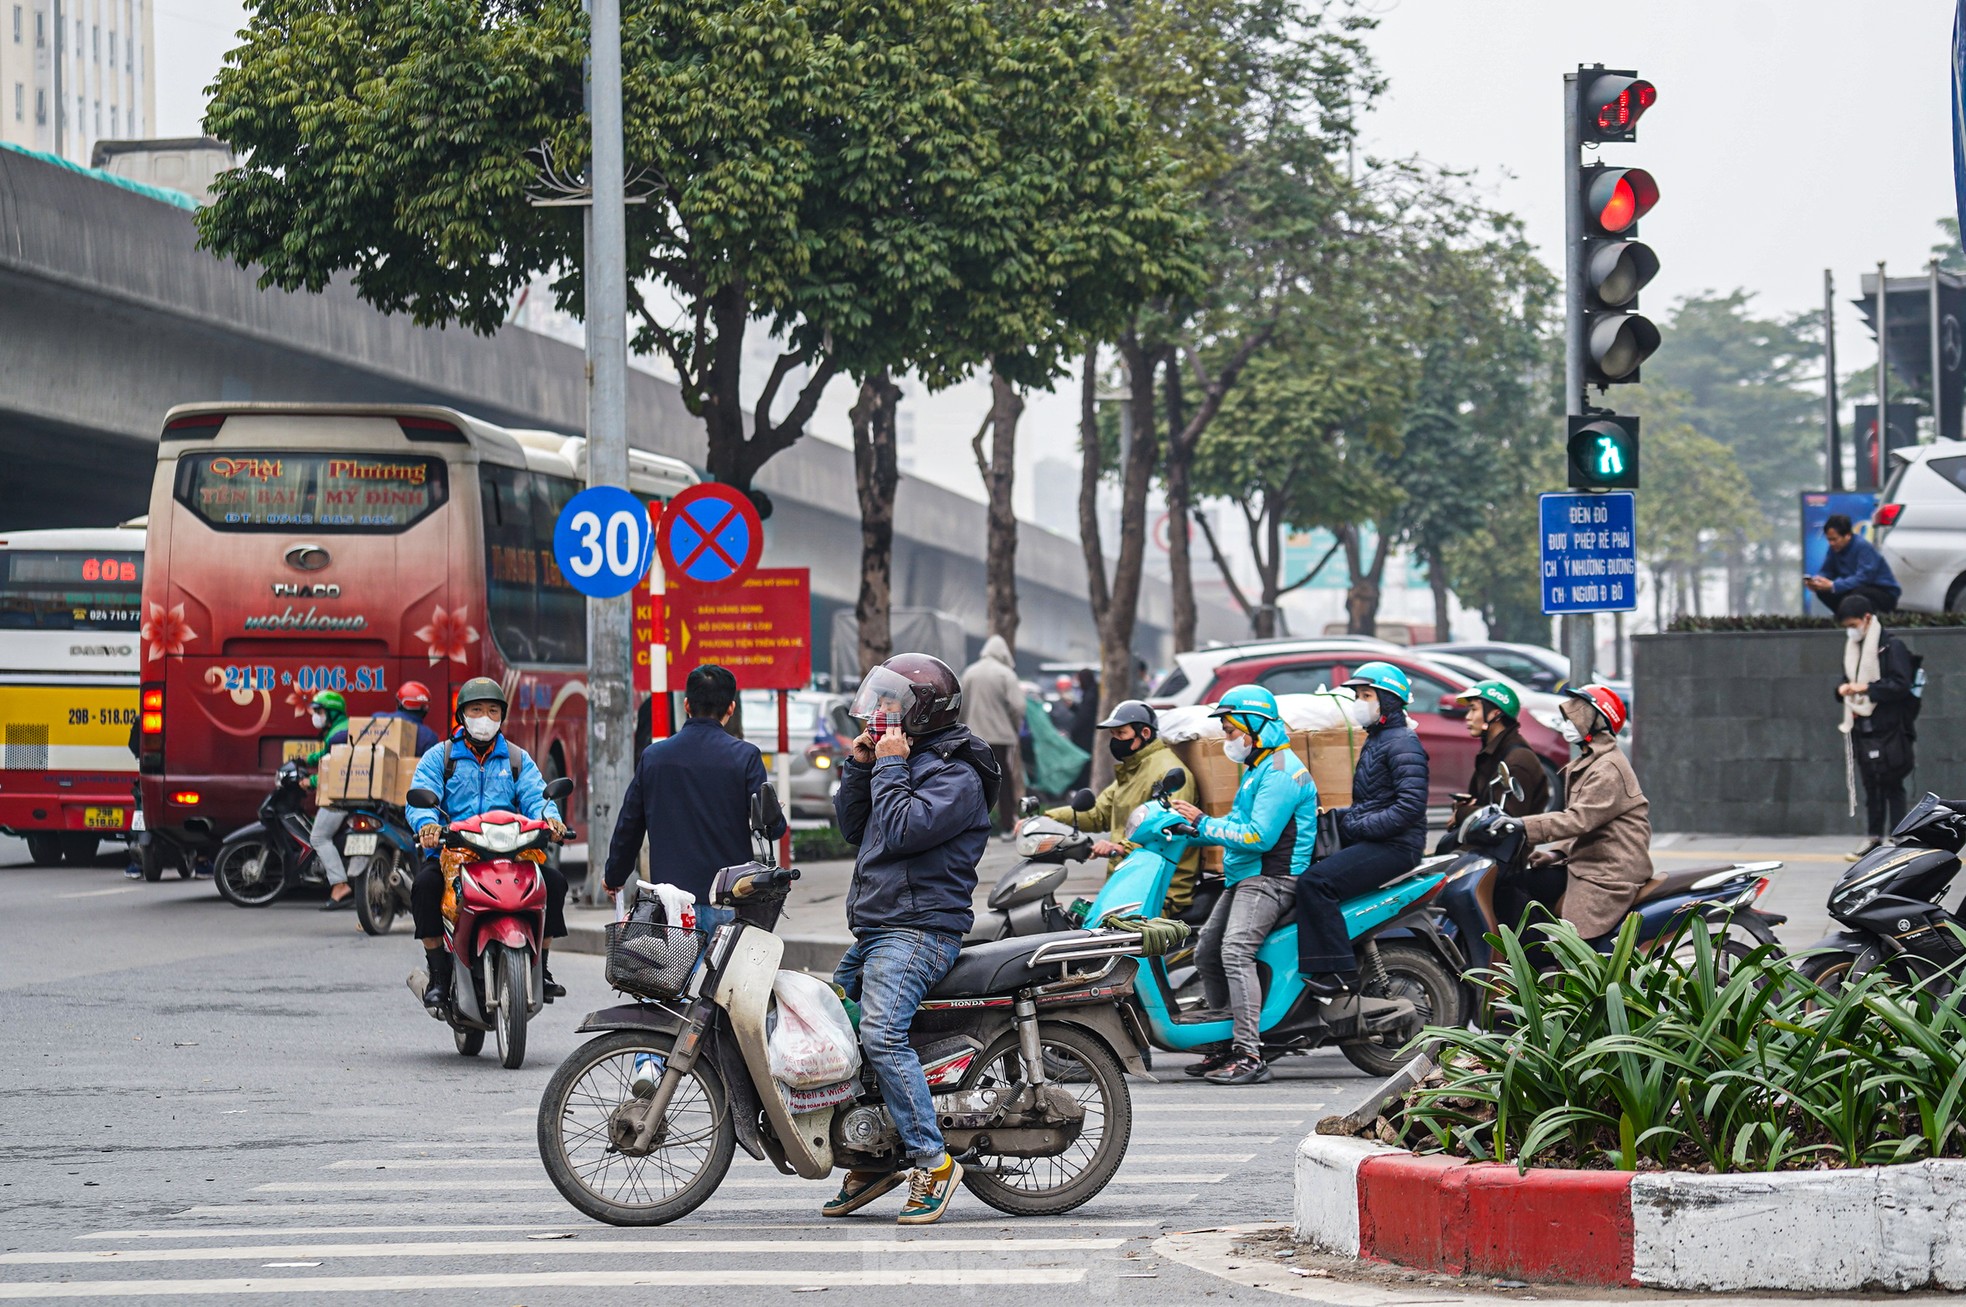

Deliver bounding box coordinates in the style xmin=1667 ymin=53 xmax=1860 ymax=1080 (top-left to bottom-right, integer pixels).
xmin=1157 ymin=767 xmax=1187 ymax=798
xmin=543 ymin=776 xmax=574 ymax=801
xmin=1070 ymin=789 xmax=1098 ymax=813
xmin=752 ymin=783 xmax=785 ymax=834
xmin=406 ymin=787 xmax=440 ymax=809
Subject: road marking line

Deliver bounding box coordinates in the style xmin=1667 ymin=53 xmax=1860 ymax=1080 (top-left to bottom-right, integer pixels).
xmin=54 ymin=887 xmax=142 ymax=899
xmin=6 ymin=1237 xmax=1128 ymax=1266
xmin=172 ymin=1195 xmax=1196 ymax=1217
xmin=257 ymin=1175 xmax=1223 ymax=1192
xmin=1134 ymin=1103 xmax=1319 ymax=1112
xmin=1124 ymin=1153 xmax=1253 ymax=1162
xmin=0 ymin=1268 xmax=1086 ymax=1296
xmin=77 ymin=1219 xmax=1161 ymax=1241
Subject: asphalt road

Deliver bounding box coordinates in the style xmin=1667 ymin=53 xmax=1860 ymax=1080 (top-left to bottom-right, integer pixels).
xmin=0 ymin=840 xmax=1358 ymax=1306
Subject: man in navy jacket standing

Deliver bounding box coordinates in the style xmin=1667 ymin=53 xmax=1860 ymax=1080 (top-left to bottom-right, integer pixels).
xmin=603 ymin=664 xmax=786 ymax=904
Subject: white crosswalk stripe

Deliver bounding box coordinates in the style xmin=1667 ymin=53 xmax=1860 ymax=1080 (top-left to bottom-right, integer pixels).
xmin=0 ymin=1267 xmax=1088 ymax=1297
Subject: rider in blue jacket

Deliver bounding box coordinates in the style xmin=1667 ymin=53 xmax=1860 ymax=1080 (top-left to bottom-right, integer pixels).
xmin=1168 ymin=685 xmax=1319 ymax=1086
xmin=1294 ymin=661 xmax=1428 ymax=996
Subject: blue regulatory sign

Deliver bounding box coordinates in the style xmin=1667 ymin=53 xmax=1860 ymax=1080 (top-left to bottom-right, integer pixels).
xmin=552 ymin=486 xmax=655 ymax=599
xmin=1539 ymin=492 xmax=1637 ymax=615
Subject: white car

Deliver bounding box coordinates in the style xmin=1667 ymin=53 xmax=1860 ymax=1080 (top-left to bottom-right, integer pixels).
xmin=1875 ymin=440 xmax=1966 ymax=613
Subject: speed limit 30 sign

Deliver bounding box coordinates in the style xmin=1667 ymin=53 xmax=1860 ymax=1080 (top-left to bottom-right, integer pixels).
xmin=552 ymin=486 xmax=658 ymax=599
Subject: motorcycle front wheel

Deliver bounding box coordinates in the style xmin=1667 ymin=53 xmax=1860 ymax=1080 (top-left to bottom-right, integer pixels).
xmin=213 ymin=838 xmax=286 ymax=907
xmin=353 ymin=849 xmax=399 ymax=936
xmin=537 ymin=1029 xmax=735 ymax=1226
xmin=492 ymin=944 xmax=530 ymax=1070
xmin=960 ymin=1022 xmax=1132 ymax=1216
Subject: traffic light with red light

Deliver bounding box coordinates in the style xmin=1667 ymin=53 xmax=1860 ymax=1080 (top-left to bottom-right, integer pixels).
xmin=1577 ymin=71 xmax=1656 ymax=143
xmin=1571 ymin=68 xmax=1661 ymax=390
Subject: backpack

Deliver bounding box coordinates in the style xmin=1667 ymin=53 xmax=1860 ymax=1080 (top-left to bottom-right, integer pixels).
xmin=442 ymin=740 xmax=529 ymax=788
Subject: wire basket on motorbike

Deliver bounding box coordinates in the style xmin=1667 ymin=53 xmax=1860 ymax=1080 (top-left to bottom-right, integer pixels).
xmin=606 ymin=886 xmax=706 ymax=1000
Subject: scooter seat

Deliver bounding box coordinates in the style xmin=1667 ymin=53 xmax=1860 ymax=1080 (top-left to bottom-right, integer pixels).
xmin=1633 ymin=865 xmax=1737 ymax=904
xmin=929 ymin=930 xmax=1095 ymax=998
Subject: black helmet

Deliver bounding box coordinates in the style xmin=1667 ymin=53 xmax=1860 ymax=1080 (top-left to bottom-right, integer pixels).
xmin=453 ymin=676 xmax=507 ymax=722
xmin=849 ymin=653 xmax=964 ymax=736
xmin=1095 ymin=699 xmax=1157 ymax=735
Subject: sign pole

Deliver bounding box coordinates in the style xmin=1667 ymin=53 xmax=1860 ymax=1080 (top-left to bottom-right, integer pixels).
xmin=581 ymin=0 xmax=631 ymax=906
xmin=1560 ymin=68 xmax=1595 ymax=684
xmin=777 ymin=689 xmax=792 ymax=868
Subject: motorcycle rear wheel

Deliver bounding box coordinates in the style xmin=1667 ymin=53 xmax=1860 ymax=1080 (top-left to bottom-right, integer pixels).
xmin=959 ymin=1022 xmax=1132 ymax=1217
xmin=213 ymin=838 xmax=286 ymax=907
xmin=493 ymin=944 xmax=530 ymax=1070
xmin=1342 ymin=942 xmax=1461 ymax=1078
xmin=537 ymin=1029 xmax=735 ymax=1226
xmin=353 ymin=850 xmax=399 ymax=936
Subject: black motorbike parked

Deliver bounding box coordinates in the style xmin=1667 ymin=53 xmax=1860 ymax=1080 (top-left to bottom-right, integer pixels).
xmin=212 ymin=761 xmax=322 ymax=907
xmin=1803 ymin=793 xmax=1966 ymax=993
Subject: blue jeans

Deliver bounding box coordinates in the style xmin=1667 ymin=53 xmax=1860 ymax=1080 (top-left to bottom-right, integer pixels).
xmin=833 ymin=928 xmax=961 ymax=1168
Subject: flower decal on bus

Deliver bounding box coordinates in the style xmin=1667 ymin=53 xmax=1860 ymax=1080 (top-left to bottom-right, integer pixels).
xmin=285 ymin=686 xmax=317 ymax=718
xmin=415 ymin=604 xmax=480 ymax=665
xmin=141 ymin=602 xmax=198 ymax=662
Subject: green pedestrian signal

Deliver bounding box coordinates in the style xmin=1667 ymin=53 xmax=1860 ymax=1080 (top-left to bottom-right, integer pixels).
xmin=1567 ymin=414 xmax=1640 ymax=490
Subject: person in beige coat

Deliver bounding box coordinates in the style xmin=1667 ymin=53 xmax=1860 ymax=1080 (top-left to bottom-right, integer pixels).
xmin=959 ymin=634 xmax=1026 ymax=834
xmin=1519 ymin=684 xmax=1651 ymax=939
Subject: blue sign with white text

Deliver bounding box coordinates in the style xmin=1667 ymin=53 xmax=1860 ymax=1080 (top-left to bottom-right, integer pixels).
xmin=1540 ymin=492 xmax=1637 ymax=615
xmin=552 ymin=485 xmax=655 ymax=599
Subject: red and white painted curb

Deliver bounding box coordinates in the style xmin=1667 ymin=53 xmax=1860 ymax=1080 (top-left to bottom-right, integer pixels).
xmin=1295 ymin=1134 xmax=1966 ymax=1292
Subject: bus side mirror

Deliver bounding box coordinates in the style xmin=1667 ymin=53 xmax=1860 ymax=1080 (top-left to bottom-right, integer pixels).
xmin=406 ymin=787 xmax=440 ymax=809
xmin=544 ymin=777 xmax=574 ymax=801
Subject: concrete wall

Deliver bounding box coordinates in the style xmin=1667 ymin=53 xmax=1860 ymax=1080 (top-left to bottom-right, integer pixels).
xmin=1632 ymin=628 xmax=1965 ymax=836
xmin=0 ymin=145 xmax=1244 ymax=666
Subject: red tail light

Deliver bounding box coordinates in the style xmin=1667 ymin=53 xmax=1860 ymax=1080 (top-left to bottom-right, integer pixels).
xmin=347 ymin=815 xmax=381 ymax=832
xmin=141 ymin=686 xmax=164 ymax=735
xmin=1874 ymin=503 xmax=1904 ymax=528
xmin=169 ymin=790 xmax=201 ymax=806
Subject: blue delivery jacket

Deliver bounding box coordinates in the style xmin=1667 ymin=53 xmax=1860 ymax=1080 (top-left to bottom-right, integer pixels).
xmin=1196 ymin=725 xmax=1320 ymax=886
xmin=406 ymin=731 xmax=560 ymax=834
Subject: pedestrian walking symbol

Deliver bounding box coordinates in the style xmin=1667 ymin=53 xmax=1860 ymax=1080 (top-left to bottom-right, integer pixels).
xmin=656 ymin=483 xmax=765 ymax=590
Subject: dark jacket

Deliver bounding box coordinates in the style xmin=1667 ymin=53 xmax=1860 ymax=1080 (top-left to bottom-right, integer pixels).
xmin=1842 ymin=628 xmax=1918 ymax=777
xmin=375 ymin=709 xmax=441 ymax=757
xmin=603 ymin=717 xmax=786 ymax=899
xmin=1449 ymin=724 xmax=1550 ymax=829
xmin=1820 ymin=535 xmax=1901 ymax=607
xmin=1334 ymin=709 xmax=1429 ymax=860
xmin=836 ymin=724 xmax=996 ymax=937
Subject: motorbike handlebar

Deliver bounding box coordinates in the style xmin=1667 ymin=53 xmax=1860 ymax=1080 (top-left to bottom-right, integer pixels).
xmin=1170 ymin=821 xmax=1199 ymax=839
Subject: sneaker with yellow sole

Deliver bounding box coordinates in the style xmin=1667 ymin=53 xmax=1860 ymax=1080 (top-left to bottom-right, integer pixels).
xmin=821 ymin=1169 xmax=906 ymax=1217
xmin=896 ymin=1156 xmax=964 ymax=1225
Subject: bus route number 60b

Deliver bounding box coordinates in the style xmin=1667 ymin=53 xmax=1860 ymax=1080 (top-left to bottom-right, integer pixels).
xmin=553 ymin=486 xmax=656 ymax=600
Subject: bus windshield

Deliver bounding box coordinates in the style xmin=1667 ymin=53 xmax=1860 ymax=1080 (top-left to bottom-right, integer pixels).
xmin=174 ymin=452 xmax=448 ymax=531
xmin=0 ymin=550 xmax=143 ymax=631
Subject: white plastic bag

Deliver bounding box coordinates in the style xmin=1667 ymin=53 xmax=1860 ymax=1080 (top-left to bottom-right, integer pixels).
xmin=767 ymin=970 xmax=862 ymax=1090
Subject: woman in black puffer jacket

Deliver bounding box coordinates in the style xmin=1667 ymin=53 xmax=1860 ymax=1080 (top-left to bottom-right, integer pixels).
xmin=1293 ymin=662 xmax=1429 ymax=995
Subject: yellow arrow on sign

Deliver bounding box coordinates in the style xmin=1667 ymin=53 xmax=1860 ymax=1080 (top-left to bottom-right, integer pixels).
xmin=678 ymin=619 xmax=691 ymax=658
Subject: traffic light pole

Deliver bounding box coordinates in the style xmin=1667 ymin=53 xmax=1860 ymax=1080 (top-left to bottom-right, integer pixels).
xmin=583 ymin=0 xmax=631 ymax=905
xmin=1561 ymin=69 xmax=1595 ymax=686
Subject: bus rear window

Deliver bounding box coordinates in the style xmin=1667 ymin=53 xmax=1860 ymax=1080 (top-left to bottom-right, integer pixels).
xmin=0 ymin=551 xmax=143 ymax=630
xmin=174 ymin=453 xmax=448 ymax=531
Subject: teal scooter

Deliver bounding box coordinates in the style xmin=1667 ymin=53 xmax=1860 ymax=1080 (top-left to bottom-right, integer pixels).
xmin=1083 ymin=767 xmax=1463 ymax=1077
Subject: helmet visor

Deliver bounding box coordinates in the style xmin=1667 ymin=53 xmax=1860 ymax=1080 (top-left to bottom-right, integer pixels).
xmin=849 ymin=666 xmax=920 ymax=735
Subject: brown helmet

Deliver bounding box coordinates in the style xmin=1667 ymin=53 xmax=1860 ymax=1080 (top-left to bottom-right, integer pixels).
xmin=849 ymin=653 xmax=965 ymax=736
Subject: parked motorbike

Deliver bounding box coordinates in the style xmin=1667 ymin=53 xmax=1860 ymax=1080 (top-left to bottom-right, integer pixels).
xmin=212 ymin=761 xmax=326 ymax=907
xmin=1435 ymin=798 xmax=1785 ymax=990
xmin=974 ymin=791 xmax=1102 ymax=941
xmin=404 ymin=777 xmax=575 ymax=1070
xmin=345 ymin=803 xmax=419 ymax=936
xmin=1074 ymin=766 xmax=1463 ymax=1078
xmin=1802 ymin=792 xmax=1966 ymax=993
xmin=537 ymin=785 xmax=1154 ymax=1227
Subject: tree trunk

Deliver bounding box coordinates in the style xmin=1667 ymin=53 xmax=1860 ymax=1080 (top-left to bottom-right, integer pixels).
xmin=1163 ymin=361 xmax=1197 ymax=654
xmin=1427 ymin=546 xmax=1453 ymax=642
xmin=851 ymin=371 xmax=902 ymax=676
xmin=1343 ymin=526 xmax=1389 ymax=636
xmin=975 ymin=365 xmax=1023 ymax=652
xmin=1087 ymin=336 xmax=1162 ymax=791
xmin=1251 ymin=490 xmax=1283 ymax=639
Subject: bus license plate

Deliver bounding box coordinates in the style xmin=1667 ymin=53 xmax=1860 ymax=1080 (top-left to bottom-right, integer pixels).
xmin=281 ymin=739 xmax=315 ymax=762
xmin=83 ymin=807 xmax=125 ymax=830
xmin=761 ymin=754 xmax=773 ymax=771
xmin=130 ymin=809 xmax=146 ymax=832
xmin=343 ymin=833 xmax=378 ymax=857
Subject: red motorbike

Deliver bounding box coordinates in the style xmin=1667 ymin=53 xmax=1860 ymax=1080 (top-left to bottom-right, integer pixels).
xmin=405 ymin=778 xmax=573 ymax=1070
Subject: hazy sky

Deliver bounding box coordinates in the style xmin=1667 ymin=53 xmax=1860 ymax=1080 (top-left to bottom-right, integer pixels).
xmin=152 ymin=0 xmax=1961 ymax=503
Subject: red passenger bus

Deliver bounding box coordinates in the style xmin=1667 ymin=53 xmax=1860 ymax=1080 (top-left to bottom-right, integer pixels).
xmin=137 ymin=405 xmax=696 ymax=870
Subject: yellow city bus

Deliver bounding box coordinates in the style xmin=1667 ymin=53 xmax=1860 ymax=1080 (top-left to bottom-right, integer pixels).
xmin=0 ymin=524 xmax=145 ymax=866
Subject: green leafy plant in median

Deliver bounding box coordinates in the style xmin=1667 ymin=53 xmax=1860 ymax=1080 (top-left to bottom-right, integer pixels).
xmin=1395 ymin=915 xmax=1966 ymax=1173
xmin=792 ymin=826 xmax=856 ymax=863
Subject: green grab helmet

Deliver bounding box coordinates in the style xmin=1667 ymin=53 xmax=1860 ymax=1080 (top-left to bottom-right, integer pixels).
xmin=1454 ymin=679 xmax=1520 ymax=720
xmin=1343 ymin=660 xmax=1411 ymax=706
xmin=309 ymin=690 xmax=346 ymax=717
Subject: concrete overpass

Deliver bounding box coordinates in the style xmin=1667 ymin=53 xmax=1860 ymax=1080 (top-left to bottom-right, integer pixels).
xmin=0 ymin=145 xmax=1240 ymax=671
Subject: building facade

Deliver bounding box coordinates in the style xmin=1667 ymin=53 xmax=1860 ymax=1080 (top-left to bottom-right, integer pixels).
xmin=1 ymin=0 xmax=153 ymax=162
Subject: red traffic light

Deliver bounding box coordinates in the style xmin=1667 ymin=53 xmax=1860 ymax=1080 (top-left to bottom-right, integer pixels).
xmin=1583 ymin=74 xmax=1656 ymax=139
xmin=1585 ymin=167 xmax=1658 ymax=234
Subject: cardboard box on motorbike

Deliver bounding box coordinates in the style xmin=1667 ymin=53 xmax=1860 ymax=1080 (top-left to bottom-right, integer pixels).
xmin=314 ymin=715 xmax=420 ymax=808
xmin=1167 ymin=726 xmax=1359 ymax=873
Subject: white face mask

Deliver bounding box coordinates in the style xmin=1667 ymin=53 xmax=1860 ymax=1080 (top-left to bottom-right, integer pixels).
xmin=464 ymin=715 xmax=501 ymax=743
xmin=1350 ymin=697 xmax=1378 ymax=727
xmin=1222 ymin=735 xmax=1253 ymax=764
xmin=309 ymin=710 xmax=328 ymax=730
xmin=1557 ymin=719 xmax=1585 ymax=746
xmin=1846 ymin=623 xmax=1866 ymax=644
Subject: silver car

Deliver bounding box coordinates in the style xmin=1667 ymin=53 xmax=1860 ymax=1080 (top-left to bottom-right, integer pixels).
xmin=738 ymin=690 xmax=850 ymax=819
xmin=1875 ymin=440 xmax=1966 ymax=612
